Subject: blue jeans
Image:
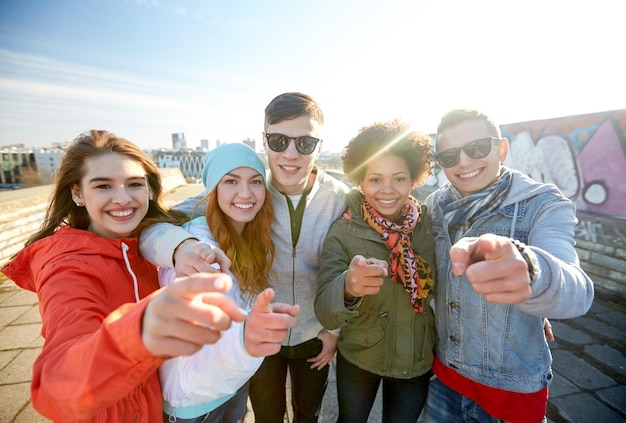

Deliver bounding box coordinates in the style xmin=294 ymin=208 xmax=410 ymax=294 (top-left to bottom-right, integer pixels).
xmin=163 ymin=381 xmax=249 ymax=423
xmin=336 ymin=351 xmax=430 ymax=423
xmin=419 ymin=377 xmax=547 ymax=423
xmin=249 ymin=338 xmax=328 ymax=423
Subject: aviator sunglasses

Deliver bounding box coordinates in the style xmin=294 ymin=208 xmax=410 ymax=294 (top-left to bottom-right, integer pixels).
xmin=265 ymin=133 xmax=320 ymax=155
xmin=436 ymin=137 xmax=500 ymax=168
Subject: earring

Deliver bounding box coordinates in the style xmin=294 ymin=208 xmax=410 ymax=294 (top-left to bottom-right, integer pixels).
xmin=75 ymin=201 xmax=84 ymax=207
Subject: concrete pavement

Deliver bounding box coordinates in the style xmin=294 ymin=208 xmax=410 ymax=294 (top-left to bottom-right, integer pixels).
xmin=1 ymin=183 xmax=624 ymax=422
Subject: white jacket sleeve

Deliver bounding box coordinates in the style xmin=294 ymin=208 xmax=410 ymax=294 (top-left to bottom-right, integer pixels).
xmin=138 ymin=190 xmax=209 ymax=268
xmin=159 ymin=321 xmax=263 ymax=408
xmin=157 ymin=223 xmax=261 ymax=408
xmin=140 ymin=223 xmax=195 ymax=268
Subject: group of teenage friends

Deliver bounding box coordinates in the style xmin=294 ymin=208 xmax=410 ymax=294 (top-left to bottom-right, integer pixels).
xmin=2 ymin=92 xmax=594 ymax=423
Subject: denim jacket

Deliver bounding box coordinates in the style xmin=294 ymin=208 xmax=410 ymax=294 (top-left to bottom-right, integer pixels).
xmin=425 ymin=168 xmax=594 ymax=393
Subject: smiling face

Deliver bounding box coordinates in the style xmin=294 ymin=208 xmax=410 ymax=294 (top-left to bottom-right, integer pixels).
xmin=216 ymin=166 xmax=266 ymax=234
xmin=71 ymin=153 xmax=150 ymax=238
xmin=436 ymin=119 xmax=508 ymax=197
xmin=360 ymin=154 xmax=413 ymax=221
xmin=264 ymin=114 xmax=322 ymax=196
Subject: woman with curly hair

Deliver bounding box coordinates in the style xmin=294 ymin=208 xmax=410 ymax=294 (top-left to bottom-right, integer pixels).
xmin=315 ymin=120 xmax=436 ymax=422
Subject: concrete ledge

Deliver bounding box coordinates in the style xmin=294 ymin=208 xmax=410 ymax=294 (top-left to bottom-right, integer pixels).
xmin=159 ymin=168 xmax=187 ymax=192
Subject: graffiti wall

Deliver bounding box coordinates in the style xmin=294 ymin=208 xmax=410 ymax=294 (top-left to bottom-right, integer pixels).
xmin=425 ymin=109 xmax=626 ymax=251
xmin=501 ymin=110 xmax=626 ymax=218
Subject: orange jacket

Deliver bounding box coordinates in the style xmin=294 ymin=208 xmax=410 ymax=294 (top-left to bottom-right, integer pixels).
xmin=2 ymin=226 xmax=166 ymax=422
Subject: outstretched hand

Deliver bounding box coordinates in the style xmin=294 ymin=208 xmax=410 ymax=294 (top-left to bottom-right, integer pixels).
xmin=142 ymin=272 xmax=246 ymax=358
xmin=344 ymin=255 xmax=388 ymax=300
xmin=450 ymin=234 xmax=531 ymax=304
xmin=173 ymin=239 xmax=232 ymax=276
xmin=244 ymin=288 xmax=299 ymax=357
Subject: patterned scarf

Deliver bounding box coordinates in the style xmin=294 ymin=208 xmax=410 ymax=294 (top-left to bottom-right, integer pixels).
xmin=440 ymin=167 xmax=513 ymax=243
xmin=361 ymin=196 xmax=435 ymax=312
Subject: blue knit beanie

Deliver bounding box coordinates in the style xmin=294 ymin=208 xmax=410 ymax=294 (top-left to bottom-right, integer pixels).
xmin=201 ymin=143 xmax=266 ymax=193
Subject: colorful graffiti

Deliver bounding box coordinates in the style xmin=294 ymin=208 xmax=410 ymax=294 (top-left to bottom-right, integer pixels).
xmin=425 ymin=109 xmax=626 ymax=220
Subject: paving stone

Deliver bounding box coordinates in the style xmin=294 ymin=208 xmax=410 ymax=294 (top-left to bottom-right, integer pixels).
xmin=31 ymin=333 xmax=45 ymax=348
xmin=0 ymin=323 xmax=42 ymax=350
xmin=584 ymin=344 xmax=626 ymax=376
xmin=552 ymin=350 xmax=616 ymax=389
xmin=2 ymin=290 xmax=39 ymax=307
xmin=14 ymin=403 xmax=51 ymax=422
xmin=13 ymin=305 xmax=42 ymax=325
xmin=0 ymin=305 xmax=31 ymax=328
xmin=596 ymin=385 xmax=626 ymax=416
xmin=0 ymin=284 xmax=20 ymax=305
xmin=552 ymin=321 xmax=594 ymax=344
xmin=552 ymin=392 xmax=624 ymax=423
xmin=550 ymin=370 xmax=580 ymax=397
xmin=0 ymin=348 xmax=40 ymax=384
xmin=576 ymin=315 xmax=626 ymax=343
xmin=0 ymin=382 xmax=33 ymax=423
xmin=0 ymin=349 xmax=18 ymax=371
xmin=590 ymin=300 xmax=613 ymax=314
xmin=597 ymin=310 xmax=626 ymax=332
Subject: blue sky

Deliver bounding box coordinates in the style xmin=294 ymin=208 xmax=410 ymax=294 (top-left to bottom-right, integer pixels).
xmin=0 ymin=0 xmax=623 ymax=152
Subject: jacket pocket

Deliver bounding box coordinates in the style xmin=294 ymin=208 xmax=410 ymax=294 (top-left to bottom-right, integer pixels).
xmin=344 ymin=323 xmax=385 ymax=348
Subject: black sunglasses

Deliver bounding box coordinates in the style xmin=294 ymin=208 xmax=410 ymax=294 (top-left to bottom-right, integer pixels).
xmin=436 ymin=137 xmax=500 ymax=168
xmin=265 ymin=133 xmax=320 ymax=155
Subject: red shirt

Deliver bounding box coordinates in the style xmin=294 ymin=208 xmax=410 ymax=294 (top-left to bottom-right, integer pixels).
xmin=433 ymin=356 xmax=548 ymax=423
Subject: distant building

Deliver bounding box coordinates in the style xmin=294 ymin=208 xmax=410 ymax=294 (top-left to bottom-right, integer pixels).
xmin=35 ymin=150 xmax=64 ymax=183
xmin=0 ymin=147 xmax=39 ymax=185
xmin=172 ymin=133 xmax=186 ymax=151
xmin=200 ymin=139 xmax=209 ymax=151
xmin=158 ymin=154 xmax=182 ymax=169
xmin=156 ymin=150 xmax=204 ymax=180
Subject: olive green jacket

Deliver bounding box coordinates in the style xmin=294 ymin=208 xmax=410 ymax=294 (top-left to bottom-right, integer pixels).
xmin=315 ymin=189 xmax=437 ymax=379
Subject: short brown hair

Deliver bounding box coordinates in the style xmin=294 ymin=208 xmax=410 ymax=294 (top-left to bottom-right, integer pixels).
xmin=264 ymin=92 xmax=324 ymax=129
xmin=436 ymin=108 xmax=502 ymax=140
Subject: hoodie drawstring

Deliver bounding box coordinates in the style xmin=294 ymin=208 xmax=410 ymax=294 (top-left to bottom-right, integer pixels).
xmin=121 ymin=242 xmax=141 ymax=302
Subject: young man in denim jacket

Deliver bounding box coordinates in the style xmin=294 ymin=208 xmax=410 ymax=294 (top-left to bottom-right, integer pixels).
xmin=421 ymin=109 xmax=594 ymax=423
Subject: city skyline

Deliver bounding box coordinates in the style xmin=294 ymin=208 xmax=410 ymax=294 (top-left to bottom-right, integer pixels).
xmin=1 ymin=0 xmax=623 ymax=152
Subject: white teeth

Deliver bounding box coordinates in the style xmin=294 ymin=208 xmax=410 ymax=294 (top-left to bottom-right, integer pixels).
xmin=234 ymin=203 xmax=253 ymax=209
xmin=110 ymin=209 xmax=133 ymax=217
xmin=379 ymin=199 xmax=395 ymax=205
xmin=459 ymin=169 xmax=481 ymax=179
xmin=282 ymin=166 xmax=298 ymax=171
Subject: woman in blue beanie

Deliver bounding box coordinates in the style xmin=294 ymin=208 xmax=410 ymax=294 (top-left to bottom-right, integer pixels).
xmin=159 ymin=143 xmax=300 ymax=423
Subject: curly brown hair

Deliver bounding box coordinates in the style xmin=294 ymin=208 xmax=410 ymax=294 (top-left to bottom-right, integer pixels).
xmin=342 ymin=119 xmax=433 ymax=187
